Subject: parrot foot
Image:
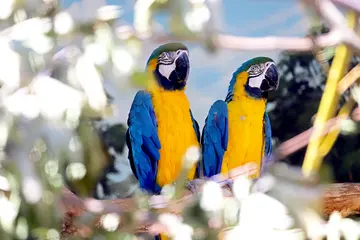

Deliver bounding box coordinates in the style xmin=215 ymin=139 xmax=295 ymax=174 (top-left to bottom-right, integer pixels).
xmin=186 ymin=179 xmax=206 ymax=194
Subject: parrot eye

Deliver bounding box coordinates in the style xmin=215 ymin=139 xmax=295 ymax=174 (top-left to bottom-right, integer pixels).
xmin=247 ymin=63 xmax=265 ymax=77
xmin=158 ymin=52 xmax=176 ymax=65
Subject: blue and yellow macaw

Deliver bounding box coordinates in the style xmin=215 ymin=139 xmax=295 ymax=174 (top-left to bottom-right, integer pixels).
xmin=126 ymin=42 xmax=200 ymax=195
xmin=200 ymin=57 xmax=279 ymax=181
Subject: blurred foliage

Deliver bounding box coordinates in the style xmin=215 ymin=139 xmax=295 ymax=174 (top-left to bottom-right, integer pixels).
xmin=269 ymin=24 xmax=360 ymax=182
xmin=92 ymin=122 xmax=140 ymax=200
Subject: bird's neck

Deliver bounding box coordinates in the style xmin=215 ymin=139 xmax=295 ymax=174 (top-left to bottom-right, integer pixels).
xmin=145 ymin=62 xmax=186 ymax=92
xmin=146 ymin=59 xmax=165 ymax=91
xmin=147 ymin=79 xmax=186 ymax=96
xmin=146 ymin=71 xmax=187 ymax=94
xmin=231 ymin=73 xmax=267 ymax=110
xmin=231 ymin=72 xmax=267 ymax=102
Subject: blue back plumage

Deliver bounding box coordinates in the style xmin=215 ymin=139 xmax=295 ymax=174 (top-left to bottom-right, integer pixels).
xmin=126 ymin=90 xmax=162 ymax=194
xmin=260 ymin=111 xmax=273 ymax=175
xmin=264 ymin=112 xmax=272 ymax=156
xmin=200 ymin=100 xmax=229 ymax=177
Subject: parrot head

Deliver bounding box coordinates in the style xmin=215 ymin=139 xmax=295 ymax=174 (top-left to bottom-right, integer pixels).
xmin=245 ymin=57 xmax=279 ymax=93
xmin=226 ymin=57 xmax=279 ymax=101
xmin=146 ymin=42 xmax=190 ymax=91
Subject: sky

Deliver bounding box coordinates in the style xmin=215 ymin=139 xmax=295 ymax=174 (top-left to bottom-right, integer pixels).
xmin=61 ymin=0 xmax=309 ymax=129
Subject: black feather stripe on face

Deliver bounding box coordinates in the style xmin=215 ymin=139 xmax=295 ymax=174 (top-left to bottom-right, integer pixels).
xmin=147 ymin=42 xmax=188 ymax=66
xmin=150 ymin=43 xmax=190 ymax=91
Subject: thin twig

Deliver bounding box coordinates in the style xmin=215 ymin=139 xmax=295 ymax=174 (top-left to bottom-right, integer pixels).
xmin=331 ymin=0 xmax=360 ymax=14
xmin=303 ymin=0 xmax=360 ymax=51
xmin=276 ymin=107 xmax=360 ymax=159
xmin=337 ymin=64 xmax=360 ymax=94
xmin=214 ymin=32 xmax=340 ymax=51
xmin=121 ymin=27 xmax=343 ymax=52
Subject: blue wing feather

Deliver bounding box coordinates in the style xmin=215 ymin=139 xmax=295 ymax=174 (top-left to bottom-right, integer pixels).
xmin=126 ymin=90 xmax=161 ymax=194
xmin=189 ymin=110 xmax=201 ymax=177
xmin=200 ymin=100 xmax=229 ymax=177
xmin=190 ymin=110 xmax=200 ymax=142
xmin=260 ymin=111 xmax=273 ymax=175
xmin=264 ymin=111 xmax=272 ymax=156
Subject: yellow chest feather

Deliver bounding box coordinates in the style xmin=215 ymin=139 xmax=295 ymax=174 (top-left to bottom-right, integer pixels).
xmin=221 ymin=71 xmax=267 ymax=179
xmin=150 ymin=89 xmax=199 ymax=187
xmin=222 ymin=98 xmax=266 ymax=178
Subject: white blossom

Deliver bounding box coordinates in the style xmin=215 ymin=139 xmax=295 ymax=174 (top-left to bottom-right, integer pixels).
xmin=75 ymin=55 xmax=107 ymax=111
xmin=0 ymin=193 xmax=20 ymax=233
xmin=184 ymin=145 xmax=201 ymax=166
xmin=84 ymin=42 xmax=109 ymax=66
xmin=101 ymin=213 xmax=120 ymax=232
xmin=134 ymin=0 xmax=156 ymax=37
xmin=158 ymin=213 xmax=193 ymax=240
xmin=0 ymin=0 xmax=15 ymax=20
xmin=232 ymin=176 xmax=252 ymax=201
xmin=66 ymin=162 xmax=87 ymax=180
xmin=22 ymin=176 xmax=43 ymax=204
xmin=200 ymin=180 xmax=224 ymax=212
xmin=54 ymin=12 xmax=74 ymax=35
xmin=97 ymin=5 xmax=123 ymax=21
xmin=326 ymin=211 xmax=342 ymax=240
xmin=112 ymin=47 xmax=135 ymax=74
xmin=185 ymin=4 xmax=211 ymax=32
xmin=239 ymin=192 xmax=293 ymax=230
xmin=339 ymin=218 xmax=360 ymax=240
xmin=30 ymin=75 xmax=86 ymax=120
xmin=0 ymin=39 xmax=21 ymax=91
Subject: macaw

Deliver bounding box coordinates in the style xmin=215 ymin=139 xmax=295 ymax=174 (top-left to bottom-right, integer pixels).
xmin=200 ymin=57 xmax=279 ymax=182
xmin=126 ymin=42 xmax=200 ymax=196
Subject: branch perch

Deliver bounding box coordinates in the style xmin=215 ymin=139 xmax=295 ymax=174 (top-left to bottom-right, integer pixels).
xmin=323 ymin=183 xmax=360 ymax=217
xmin=60 ymin=182 xmax=360 ymax=238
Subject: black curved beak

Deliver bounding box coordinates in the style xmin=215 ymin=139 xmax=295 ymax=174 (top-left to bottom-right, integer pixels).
xmin=174 ymin=52 xmax=190 ymax=84
xmin=260 ymin=64 xmax=279 ymax=91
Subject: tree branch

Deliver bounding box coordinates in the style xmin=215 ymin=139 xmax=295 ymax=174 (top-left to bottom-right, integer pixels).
xmin=303 ymin=0 xmax=360 ymax=51
xmin=127 ymin=0 xmax=360 ymax=53
xmin=323 ymin=183 xmax=360 ymax=217
xmin=118 ymin=26 xmax=344 ymax=52
xmin=214 ymin=33 xmax=340 ymax=52
xmin=60 ymin=182 xmax=360 ymax=238
xmin=331 ymin=0 xmax=360 ymax=14
xmin=275 ymin=105 xmax=360 ymax=159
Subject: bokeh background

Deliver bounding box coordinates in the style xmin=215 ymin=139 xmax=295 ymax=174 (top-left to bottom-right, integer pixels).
xmin=59 ymin=0 xmax=360 ymax=200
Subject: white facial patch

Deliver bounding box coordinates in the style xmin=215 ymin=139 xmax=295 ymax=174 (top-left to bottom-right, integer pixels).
xmin=158 ymin=62 xmax=176 ymax=80
xmin=248 ymin=72 xmax=265 ymax=88
xmin=248 ymin=62 xmax=274 ymax=88
xmin=158 ymin=50 xmax=188 ymax=80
